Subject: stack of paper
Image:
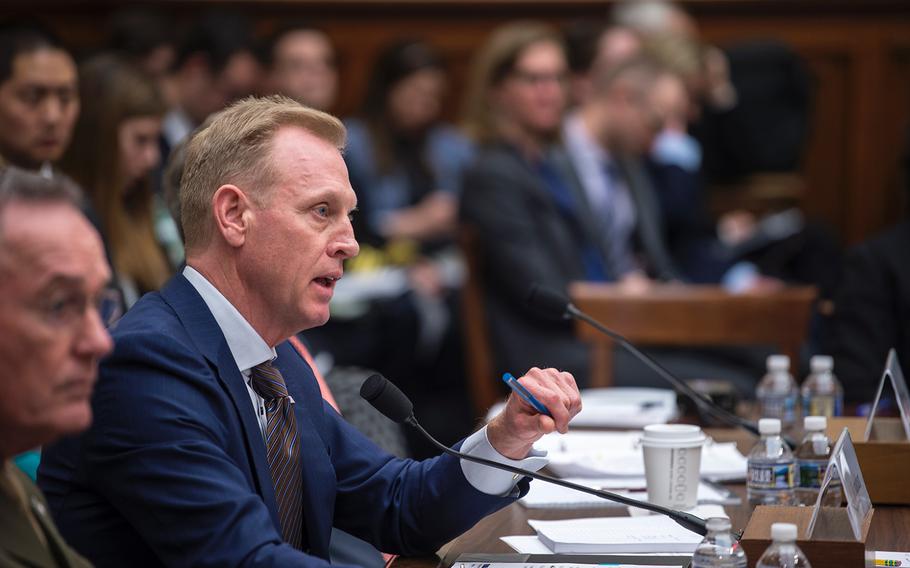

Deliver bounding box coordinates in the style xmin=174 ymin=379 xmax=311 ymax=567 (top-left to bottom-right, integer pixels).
xmin=527 ymin=516 xmax=704 ymax=554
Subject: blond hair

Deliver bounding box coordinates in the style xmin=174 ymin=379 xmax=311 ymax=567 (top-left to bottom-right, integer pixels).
xmin=180 ymin=95 xmax=346 ymax=251
xmin=461 ymin=21 xmax=562 ymax=145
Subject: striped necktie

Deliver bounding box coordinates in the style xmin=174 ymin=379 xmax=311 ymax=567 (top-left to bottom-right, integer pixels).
xmin=250 ymin=362 xmax=303 ymax=549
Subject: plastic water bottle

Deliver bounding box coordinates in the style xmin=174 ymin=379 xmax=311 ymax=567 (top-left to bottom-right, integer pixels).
xmin=800 ymin=355 xmax=843 ymax=418
xmin=795 ymin=416 xmax=842 ymax=506
xmin=756 ymin=355 xmax=799 ymax=429
xmin=691 ymin=517 xmax=748 ymax=568
xmin=747 ymin=418 xmax=795 ymax=506
xmin=756 ymin=523 xmax=812 ymax=567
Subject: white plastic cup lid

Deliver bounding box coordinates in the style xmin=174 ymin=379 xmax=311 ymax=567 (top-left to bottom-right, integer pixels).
xmin=706 ymin=517 xmax=732 ymax=532
xmin=758 ymin=418 xmax=781 ymax=435
xmin=810 ymin=355 xmax=834 ymax=373
xmin=804 ymin=416 xmax=827 ymax=431
xmin=640 ymin=424 xmax=706 ymax=447
xmin=767 ymin=354 xmax=791 ymax=372
xmin=771 ymin=522 xmax=798 ymax=542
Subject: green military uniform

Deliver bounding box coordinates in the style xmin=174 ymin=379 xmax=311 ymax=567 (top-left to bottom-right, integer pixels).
xmin=0 ymin=461 xmax=91 ymax=567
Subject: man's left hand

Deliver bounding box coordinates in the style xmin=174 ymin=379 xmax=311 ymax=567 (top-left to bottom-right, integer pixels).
xmin=486 ymin=367 xmax=582 ymax=460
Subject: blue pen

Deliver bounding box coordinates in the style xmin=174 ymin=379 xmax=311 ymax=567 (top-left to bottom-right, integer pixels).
xmin=501 ymin=373 xmax=552 ymax=417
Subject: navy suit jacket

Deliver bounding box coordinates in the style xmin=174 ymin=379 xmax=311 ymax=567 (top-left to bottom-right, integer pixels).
xmin=39 ymin=274 xmax=516 ymax=567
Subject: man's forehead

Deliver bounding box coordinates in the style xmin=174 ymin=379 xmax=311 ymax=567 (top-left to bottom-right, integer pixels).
xmin=1 ymin=203 xmax=105 ymax=277
xmin=11 ymin=49 xmax=76 ymax=83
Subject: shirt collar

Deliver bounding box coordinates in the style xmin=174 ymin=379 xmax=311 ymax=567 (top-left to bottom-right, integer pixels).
xmin=563 ymin=110 xmax=613 ymax=166
xmin=182 ymin=266 xmax=276 ymax=374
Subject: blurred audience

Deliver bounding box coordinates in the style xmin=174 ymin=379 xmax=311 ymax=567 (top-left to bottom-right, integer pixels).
xmin=563 ymin=21 xmax=643 ymax=109
xmin=823 ymin=154 xmax=910 ymax=402
xmin=0 ymin=22 xmax=78 ymax=176
xmin=265 ymin=23 xmax=338 ymax=112
xmin=59 ymin=55 xmax=173 ymax=307
xmin=0 ymin=166 xmax=112 ymax=566
xmin=823 ymin=219 xmax=910 ymax=402
xmin=307 ymin=39 xmax=475 ymax=457
xmin=562 ymin=54 xmax=681 ymax=284
xmin=107 ymin=8 xmax=178 ymax=106
xmin=161 ymin=11 xmax=261 ymax=156
xmin=460 ymin=21 xmax=602 ymax=385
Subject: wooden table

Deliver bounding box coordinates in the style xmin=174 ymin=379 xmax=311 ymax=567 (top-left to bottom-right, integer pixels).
xmin=392 ymin=428 xmax=910 ymax=568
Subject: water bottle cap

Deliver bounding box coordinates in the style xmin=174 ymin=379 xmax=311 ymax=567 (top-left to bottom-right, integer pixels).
xmin=705 ymin=517 xmax=732 ymax=532
xmin=767 ymin=354 xmax=791 ymax=372
xmin=804 ymin=416 xmax=827 ymax=431
xmin=771 ymin=522 xmax=798 ymax=542
xmin=811 ymin=355 xmax=834 ymax=373
xmin=758 ymin=418 xmax=781 ymax=434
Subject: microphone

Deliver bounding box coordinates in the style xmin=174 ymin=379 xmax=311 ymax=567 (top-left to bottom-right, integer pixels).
xmin=360 ymin=374 xmax=710 ymax=537
xmin=526 ymin=283 xmax=796 ymax=447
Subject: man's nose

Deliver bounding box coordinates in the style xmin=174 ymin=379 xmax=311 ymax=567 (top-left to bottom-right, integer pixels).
xmin=76 ymin=307 xmax=114 ymax=360
xmin=331 ymin=224 xmax=360 ymax=260
xmin=41 ymin=96 xmax=65 ymax=125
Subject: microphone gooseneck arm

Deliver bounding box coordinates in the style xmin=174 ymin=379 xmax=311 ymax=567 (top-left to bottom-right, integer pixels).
xmin=405 ymin=415 xmax=709 ymax=537
xmin=564 ymin=302 xmax=797 ymax=448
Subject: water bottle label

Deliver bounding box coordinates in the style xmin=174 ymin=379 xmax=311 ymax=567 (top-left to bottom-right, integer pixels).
xmin=748 ymin=463 xmax=794 ymax=490
xmin=761 ymin=395 xmax=797 ymax=422
xmin=803 ymin=394 xmax=843 ymax=417
xmin=798 ymin=461 xmax=827 ymax=489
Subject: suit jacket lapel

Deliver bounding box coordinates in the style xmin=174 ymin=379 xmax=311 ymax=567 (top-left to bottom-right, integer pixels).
xmin=619 ymin=158 xmax=680 ymax=281
xmin=159 ymin=275 xmax=281 ymax=531
xmin=549 ymin=146 xmax=615 ymax=265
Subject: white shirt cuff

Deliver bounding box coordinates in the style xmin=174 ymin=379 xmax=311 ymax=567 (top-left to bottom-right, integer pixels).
xmin=459 ymin=425 xmax=549 ymax=496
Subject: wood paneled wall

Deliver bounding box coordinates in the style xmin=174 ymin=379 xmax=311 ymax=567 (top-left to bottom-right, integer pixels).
xmin=8 ymin=0 xmax=910 ymax=244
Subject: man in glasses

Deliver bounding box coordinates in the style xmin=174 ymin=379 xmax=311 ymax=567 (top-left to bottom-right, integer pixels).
xmin=0 ymin=166 xmax=113 ymax=567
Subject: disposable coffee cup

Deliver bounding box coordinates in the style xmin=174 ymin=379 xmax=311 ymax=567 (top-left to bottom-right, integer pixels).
xmin=640 ymin=424 xmax=706 ymax=510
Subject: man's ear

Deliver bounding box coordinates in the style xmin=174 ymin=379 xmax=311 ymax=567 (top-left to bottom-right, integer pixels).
xmin=211 ymin=184 xmax=253 ymax=248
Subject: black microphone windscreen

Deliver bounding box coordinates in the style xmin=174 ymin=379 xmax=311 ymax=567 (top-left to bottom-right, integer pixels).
xmin=359 ymin=374 xmax=413 ymax=424
xmin=526 ymin=283 xmax=571 ymax=318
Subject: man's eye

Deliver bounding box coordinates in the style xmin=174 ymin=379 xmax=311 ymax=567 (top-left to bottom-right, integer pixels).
xmin=18 ymin=89 xmax=42 ymax=106
xmin=314 ymin=206 xmax=329 ymax=218
xmin=45 ymin=295 xmax=83 ymax=321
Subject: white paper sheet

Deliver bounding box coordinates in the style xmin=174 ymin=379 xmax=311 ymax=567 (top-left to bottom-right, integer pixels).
xmin=519 ymin=478 xmax=739 ymax=508
xmin=528 ymin=516 xmax=704 ymax=554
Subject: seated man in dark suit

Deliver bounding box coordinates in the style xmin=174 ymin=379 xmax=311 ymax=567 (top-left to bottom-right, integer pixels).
xmin=823 ymin=219 xmax=910 ymax=402
xmin=0 ymin=167 xmax=113 ymax=567
xmin=39 ymin=95 xmax=581 ymax=568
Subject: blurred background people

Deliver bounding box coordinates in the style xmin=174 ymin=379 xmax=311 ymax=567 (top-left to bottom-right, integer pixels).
xmin=563 ymin=21 xmax=643 ymax=109
xmin=59 ymin=55 xmax=173 ymax=307
xmin=0 ymin=166 xmax=113 ymax=566
xmin=306 ymin=38 xmax=475 ymax=457
xmin=0 ymin=22 xmax=78 ymax=177
xmin=562 ymin=55 xmax=681 ymax=285
xmin=106 ymin=7 xmax=178 ymax=106
xmin=823 ymin=153 xmax=910 ymax=402
xmin=265 ymin=23 xmax=339 ymax=112
xmin=460 ymin=21 xmax=603 ymax=385
xmin=160 ymin=11 xmax=261 ymax=158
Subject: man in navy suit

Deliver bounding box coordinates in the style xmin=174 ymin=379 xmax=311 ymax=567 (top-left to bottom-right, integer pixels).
xmin=39 ymin=95 xmax=581 ymax=568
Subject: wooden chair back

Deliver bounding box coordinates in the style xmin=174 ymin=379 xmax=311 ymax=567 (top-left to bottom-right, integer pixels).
xmin=458 ymin=226 xmax=502 ymax=416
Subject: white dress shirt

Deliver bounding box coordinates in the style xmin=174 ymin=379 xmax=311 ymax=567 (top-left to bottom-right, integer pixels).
xmin=562 ymin=111 xmax=639 ymax=277
xmin=183 ymin=266 xmax=547 ymax=496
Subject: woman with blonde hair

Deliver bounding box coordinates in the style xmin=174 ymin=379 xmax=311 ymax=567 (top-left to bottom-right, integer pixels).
xmin=60 ymin=54 xmax=171 ymax=306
